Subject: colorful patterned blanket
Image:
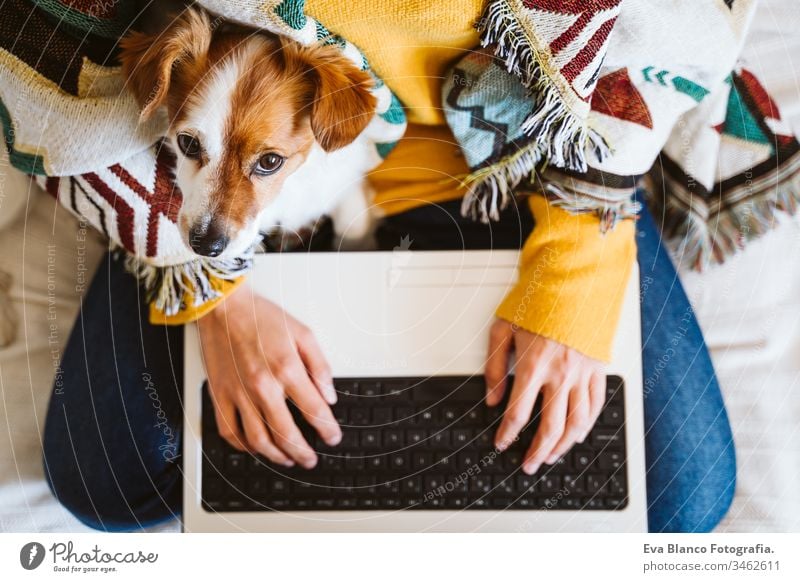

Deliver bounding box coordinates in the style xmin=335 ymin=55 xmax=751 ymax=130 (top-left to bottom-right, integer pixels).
xmin=445 ymin=0 xmax=800 ymax=270
xmin=1 ymin=0 xmax=798 ymax=316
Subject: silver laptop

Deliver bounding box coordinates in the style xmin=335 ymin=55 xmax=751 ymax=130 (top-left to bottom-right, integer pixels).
xmin=183 ymin=250 xmax=647 ymax=532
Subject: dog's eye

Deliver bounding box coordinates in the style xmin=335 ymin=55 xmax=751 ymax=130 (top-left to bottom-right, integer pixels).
xmin=176 ymin=133 xmax=202 ymax=159
xmin=254 ymin=153 xmax=285 ymax=176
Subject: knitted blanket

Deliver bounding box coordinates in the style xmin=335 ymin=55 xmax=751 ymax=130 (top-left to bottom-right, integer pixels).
xmin=2 ymin=0 xmax=798 ymax=317
xmin=0 ymin=0 xmax=406 ymax=317
xmin=444 ymin=0 xmax=800 ymax=270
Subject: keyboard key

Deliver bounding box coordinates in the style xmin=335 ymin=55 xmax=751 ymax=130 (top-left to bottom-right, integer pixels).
xmin=434 ymin=453 xmax=454 ymax=469
xmin=539 ymin=475 xmax=561 ymax=493
xmin=412 ymin=452 xmax=433 ymax=469
xmin=340 ymin=432 xmax=359 ymax=448
xmin=383 ymin=381 xmax=407 ymax=396
xmin=442 ymin=407 xmax=459 ymax=422
xmin=475 ymin=431 xmax=493 ymax=448
xmin=561 ymin=497 xmax=581 ymax=509
xmin=333 ymin=407 xmax=348 ymax=424
xmin=356 ymin=475 xmax=378 ymax=494
xmin=204 ymin=478 xmax=224 ymax=499
xmin=574 ymin=452 xmax=592 ymax=470
xmin=424 ymin=475 xmax=446 ymax=492
xmin=591 ymin=429 xmax=623 ymax=448
xmin=390 ymin=454 xmax=409 ymax=470
xmin=248 ymin=477 xmax=268 ymax=497
xmin=361 ymin=431 xmax=381 ymax=448
xmin=608 ymin=475 xmax=626 ymax=495
xmin=407 ymin=429 xmax=426 ymax=445
xmin=226 ymin=453 xmax=247 ymax=473
xmin=321 ymin=455 xmax=343 ymax=470
xmin=430 ymin=431 xmax=450 ymax=449
xmin=401 ymin=477 xmax=422 ymax=494
xmin=503 ymin=451 xmax=522 ymax=471
xmin=366 ymin=455 xmax=386 ymax=470
xmin=469 ymin=476 xmax=492 ymax=494
xmin=586 ymin=474 xmax=605 ymax=494
xmin=517 ymin=475 xmax=536 ymax=493
xmin=605 ymin=497 xmax=628 ymax=510
xmin=381 ymin=480 xmax=401 ymax=495
xmin=384 ymin=430 xmax=404 ymax=448
xmin=396 ymin=406 xmax=415 ymax=424
xmin=350 ymin=408 xmax=369 ymax=426
xmin=494 ymin=476 xmax=515 ymax=495
xmin=598 ymin=451 xmax=624 ymax=471
xmin=563 ymin=474 xmax=585 ymax=494
xmin=330 ymin=475 xmax=351 ymax=491
xmin=583 ymin=497 xmax=603 ymax=509
xmin=602 ymin=406 xmax=623 ymax=425
xmin=345 ymin=454 xmax=364 ymax=470
xmin=270 ymin=479 xmax=289 ymax=494
xmin=420 ymin=409 xmax=435 ymax=423
xmin=453 ymin=429 xmax=471 ymax=446
xmin=373 ymin=407 xmax=394 ymax=424
xmin=457 ymin=453 xmax=478 ymax=470
xmin=361 ymin=382 xmax=381 ymax=397
xmin=466 ymin=408 xmax=484 ymax=423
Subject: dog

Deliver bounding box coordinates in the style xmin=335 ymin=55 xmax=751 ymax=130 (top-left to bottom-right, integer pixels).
xmin=119 ymin=6 xmax=378 ymax=258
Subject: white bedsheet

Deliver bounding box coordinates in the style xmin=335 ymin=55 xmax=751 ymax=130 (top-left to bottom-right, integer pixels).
xmin=0 ymin=154 xmax=798 ymax=532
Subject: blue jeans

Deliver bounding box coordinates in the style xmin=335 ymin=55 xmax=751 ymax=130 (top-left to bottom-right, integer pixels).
xmin=43 ymin=200 xmax=735 ymax=532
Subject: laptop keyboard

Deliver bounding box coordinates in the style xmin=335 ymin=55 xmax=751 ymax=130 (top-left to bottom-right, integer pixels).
xmin=201 ymin=375 xmax=628 ymax=512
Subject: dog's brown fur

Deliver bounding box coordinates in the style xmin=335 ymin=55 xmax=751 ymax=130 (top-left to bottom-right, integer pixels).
xmin=119 ymin=7 xmax=376 ymax=247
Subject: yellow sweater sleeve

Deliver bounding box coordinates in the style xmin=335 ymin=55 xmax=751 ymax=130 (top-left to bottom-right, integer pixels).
xmin=148 ymin=276 xmax=245 ymax=325
xmin=495 ymin=196 xmax=636 ymax=362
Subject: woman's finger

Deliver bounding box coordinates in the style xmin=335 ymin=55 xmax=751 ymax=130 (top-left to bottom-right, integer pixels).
xmin=237 ymin=396 xmax=293 ymax=466
xmin=494 ymin=360 xmax=546 ymax=450
xmin=257 ymin=382 xmax=319 ymax=469
xmin=522 ymin=385 xmax=569 ymax=474
xmin=485 ymin=321 xmax=514 ymax=407
xmin=284 ymin=368 xmax=342 ymax=447
xmin=545 ymin=378 xmax=591 ymax=463
xmin=293 ymin=321 xmax=336 ymax=405
xmin=211 ymin=392 xmax=247 ymax=452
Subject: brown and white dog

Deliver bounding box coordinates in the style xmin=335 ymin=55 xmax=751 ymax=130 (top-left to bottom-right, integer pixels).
xmin=119 ymin=7 xmax=378 ymax=257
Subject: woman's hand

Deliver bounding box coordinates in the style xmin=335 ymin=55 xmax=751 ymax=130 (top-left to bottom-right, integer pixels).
xmin=197 ymin=284 xmax=341 ymax=469
xmin=485 ymin=318 xmax=606 ymax=475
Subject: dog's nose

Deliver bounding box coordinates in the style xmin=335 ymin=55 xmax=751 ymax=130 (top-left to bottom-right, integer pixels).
xmin=188 ymin=219 xmax=229 ymax=257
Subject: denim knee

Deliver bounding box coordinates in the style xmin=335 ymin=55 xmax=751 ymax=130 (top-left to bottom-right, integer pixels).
xmin=42 ymin=433 xmax=181 ymax=532
xmin=649 ymin=438 xmax=736 ymax=532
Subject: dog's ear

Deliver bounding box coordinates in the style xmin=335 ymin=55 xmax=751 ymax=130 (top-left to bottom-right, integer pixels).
xmin=288 ymin=42 xmax=377 ymax=152
xmin=119 ymin=8 xmax=213 ymax=120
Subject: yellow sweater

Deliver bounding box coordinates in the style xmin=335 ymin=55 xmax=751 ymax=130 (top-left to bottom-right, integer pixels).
xmin=307 ymin=0 xmax=636 ymax=361
xmin=160 ymin=0 xmax=636 ymax=362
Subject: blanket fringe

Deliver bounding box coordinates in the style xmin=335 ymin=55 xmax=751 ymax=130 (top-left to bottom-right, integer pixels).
xmin=117 ymin=245 xmax=255 ymax=316
xmin=464 ymin=0 xmax=612 ymax=222
xmin=461 ymin=145 xmax=543 ymax=223
xmin=477 ymin=0 xmax=611 ymax=171
xmin=653 ymin=170 xmax=800 ymax=270
xmin=544 ymin=182 xmax=642 ymax=233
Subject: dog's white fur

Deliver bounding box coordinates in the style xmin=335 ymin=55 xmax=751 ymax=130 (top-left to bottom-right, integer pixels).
xmin=170 ymin=34 xmax=375 ymax=257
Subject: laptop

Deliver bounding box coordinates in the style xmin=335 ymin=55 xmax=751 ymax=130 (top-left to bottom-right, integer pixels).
xmin=182 ymin=250 xmax=647 ymax=532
